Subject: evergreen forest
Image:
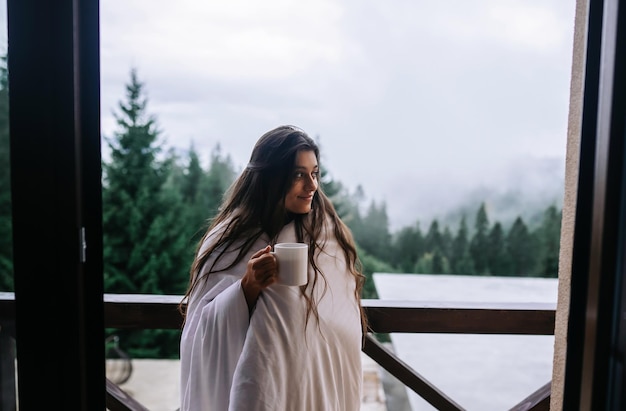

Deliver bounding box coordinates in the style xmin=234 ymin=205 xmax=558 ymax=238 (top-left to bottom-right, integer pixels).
xmin=0 ymin=67 xmax=562 ymax=358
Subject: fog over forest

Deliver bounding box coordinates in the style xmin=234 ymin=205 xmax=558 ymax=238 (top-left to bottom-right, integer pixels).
xmin=380 ymin=155 xmax=565 ymax=232
xmin=203 ymin=139 xmax=566 ymax=234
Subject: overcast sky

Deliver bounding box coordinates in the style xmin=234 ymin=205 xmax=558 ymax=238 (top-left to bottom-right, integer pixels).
xmin=9 ymin=1 xmax=579 ymax=230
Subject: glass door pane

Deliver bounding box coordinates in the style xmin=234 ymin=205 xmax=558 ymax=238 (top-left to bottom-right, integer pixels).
xmin=99 ymin=1 xmax=576 ymax=409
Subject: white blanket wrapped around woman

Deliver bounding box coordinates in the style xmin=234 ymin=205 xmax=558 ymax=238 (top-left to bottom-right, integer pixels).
xmin=180 ymin=218 xmax=363 ymax=411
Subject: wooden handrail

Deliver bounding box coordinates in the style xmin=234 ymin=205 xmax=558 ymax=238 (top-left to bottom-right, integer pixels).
xmin=18 ymin=294 xmax=553 ymax=335
xmin=363 ymin=299 xmax=556 ymax=335
xmin=103 ymin=294 xmax=183 ymax=329
xmin=0 ymin=293 xmax=557 ymax=335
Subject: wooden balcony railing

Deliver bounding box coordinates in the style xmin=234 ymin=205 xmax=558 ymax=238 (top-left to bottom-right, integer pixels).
xmin=0 ymin=293 xmax=555 ymax=411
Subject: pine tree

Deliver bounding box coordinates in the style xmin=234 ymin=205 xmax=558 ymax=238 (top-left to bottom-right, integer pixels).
xmin=102 ymin=68 xmax=189 ymax=358
xmin=177 ymin=143 xmax=237 ymax=246
xmin=506 ymin=216 xmax=537 ymax=276
xmin=424 ymin=219 xmax=443 ymax=254
xmin=390 ymin=223 xmax=425 ymax=273
xmin=205 ymin=144 xmax=236 ymax=219
xmin=469 ymin=203 xmax=490 ymax=275
xmin=487 ymin=222 xmax=511 ymax=275
xmin=450 ymin=215 xmax=474 ymax=275
xmin=441 ymin=225 xmax=453 ymax=262
xmin=536 ymin=204 xmax=561 ymax=277
xmin=175 ymin=145 xmax=205 ymax=240
xmin=431 ymin=249 xmax=450 ymax=274
xmin=353 ymin=200 xmax=391 ymax=260
xmin=104 ymin=68 xmax=164 ymax=292
xmin=180 ymin=143 xmax=204 ymax=206
xmin=0 ymin=54 xmax=12 ymax=291
xmin=454 ymin=250 xmax=476 ymax=276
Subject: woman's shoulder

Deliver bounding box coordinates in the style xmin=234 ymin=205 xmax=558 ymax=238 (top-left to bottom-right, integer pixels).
xmin=197 ymin=218 xmax=231 ymax=254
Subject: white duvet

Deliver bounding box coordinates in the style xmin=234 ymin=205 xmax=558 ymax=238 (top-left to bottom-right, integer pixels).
xmin=180 ymin=219 xmax=363 ymax=411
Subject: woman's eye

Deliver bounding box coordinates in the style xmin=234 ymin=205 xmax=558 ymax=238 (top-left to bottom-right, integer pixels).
xmin=293 ymin=171 xmax=319 ymax=180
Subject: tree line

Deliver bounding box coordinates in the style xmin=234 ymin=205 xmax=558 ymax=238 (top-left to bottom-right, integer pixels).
xmin=0 ymin=67 xmax=562 ymax=358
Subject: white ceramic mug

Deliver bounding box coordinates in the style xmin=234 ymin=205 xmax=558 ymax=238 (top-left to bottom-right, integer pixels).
xmin=273 ymin=242 xmax=308 ymax=286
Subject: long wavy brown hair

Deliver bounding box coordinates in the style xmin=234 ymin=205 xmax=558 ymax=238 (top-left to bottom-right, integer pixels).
xmin=178 ymin=125 xmax=367 ymax=335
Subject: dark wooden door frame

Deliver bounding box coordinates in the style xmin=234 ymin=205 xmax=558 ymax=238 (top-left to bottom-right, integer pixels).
xmin=7 ymin=0 xmax=104 ymax=409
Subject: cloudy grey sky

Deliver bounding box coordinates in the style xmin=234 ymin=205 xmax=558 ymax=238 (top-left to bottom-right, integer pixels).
xmin=76 ymin=1 xmax=576 ymax=229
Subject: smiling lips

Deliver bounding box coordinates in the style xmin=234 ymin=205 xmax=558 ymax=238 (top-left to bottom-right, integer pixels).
xmin=299 ymin=194 xmax=314 ymax=201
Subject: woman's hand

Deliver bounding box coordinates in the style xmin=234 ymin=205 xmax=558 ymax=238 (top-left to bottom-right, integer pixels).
xmin=241 ymin=245 xmax=278 ymax=311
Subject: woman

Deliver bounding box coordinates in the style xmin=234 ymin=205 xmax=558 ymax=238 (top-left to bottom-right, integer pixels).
xmin=179 ymin=125 xmax=367 ymax=411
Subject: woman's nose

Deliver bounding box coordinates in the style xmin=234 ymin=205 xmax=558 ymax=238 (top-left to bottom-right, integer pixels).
xmin=305 ymin=174 xmax=318 ymax=190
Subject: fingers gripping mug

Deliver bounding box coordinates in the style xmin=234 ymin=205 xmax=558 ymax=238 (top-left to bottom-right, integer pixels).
xmin=272 ymin=243 xmax=309 ymax=286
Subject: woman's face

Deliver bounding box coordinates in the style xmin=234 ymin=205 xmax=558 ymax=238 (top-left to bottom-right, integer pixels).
xmin=284 ymin=150 xmax=319 ymax=214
